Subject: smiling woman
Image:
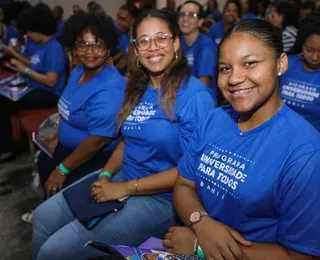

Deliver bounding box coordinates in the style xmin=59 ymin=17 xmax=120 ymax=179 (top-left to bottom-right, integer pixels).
xmin=166 ymin=19 xmax=320 ymax=260
xmin=32 ymin=8 xmax=216 ymax=260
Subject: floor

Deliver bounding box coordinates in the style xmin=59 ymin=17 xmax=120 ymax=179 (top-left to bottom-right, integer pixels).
xmin=0 ymin=153 xmax=43 ymax=260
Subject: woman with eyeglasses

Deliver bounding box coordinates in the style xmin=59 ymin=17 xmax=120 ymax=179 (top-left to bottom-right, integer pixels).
xmin=178 ymin=1 xmax=218 ymax=99
xmin=34 ymin=12 xmax=126 ymax=200
xmin=32 ymin=9 xmax=216 ymax=260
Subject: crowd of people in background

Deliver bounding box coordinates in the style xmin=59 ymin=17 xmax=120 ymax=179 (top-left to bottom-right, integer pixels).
xmin=0 ymin=0 xmax=319 ymax=259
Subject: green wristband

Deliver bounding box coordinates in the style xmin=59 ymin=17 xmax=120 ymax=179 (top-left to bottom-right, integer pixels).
xmin=197 ymin=245 xmax=206 ymax=259
xmin=99 ymin=171 xmax=112 ymax=179
xmin=24 ymin=67 xmax=31 ymax=75
xmin=58 ymin=163 xmax=70 ymax=175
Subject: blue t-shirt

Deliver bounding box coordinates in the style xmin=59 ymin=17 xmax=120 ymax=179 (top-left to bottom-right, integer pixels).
xmin=178 ymin=105 xmax=320 ymax=256
xmin=280 ymin=54 xmax=320 ymax=131
xmin=21 ymin=38 xmax=39 ymax=58
xmin=58 ymin=66 xmax=126 ymax=151
xmin=29 ymin=38 xmax=67 ymax=96
xmin=180 ymin=33 xmax=218 ymax=97
xmin=118 ymin=33 xmax=130 ymax=56
xmin=56 ymin=20 xmax=64 ymax=38
xmin=241 ymin=12 xmax=258 ymax=20
xmin=208 ymin=20 xmax=225 ymax=45
xmin=3 ymin=25 xmax=22 ymax=45
xmin=121 ymin=76 xmax=216 ymax=200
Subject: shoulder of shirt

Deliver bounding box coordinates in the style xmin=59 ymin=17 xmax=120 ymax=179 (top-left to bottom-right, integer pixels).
xmin=95 ymin=66 xmax=126 ymax=91
xmin=198 ymin=33 xmax=216 ymax=47
xmin=279 ymin=107 xmax=320 ymax=151
xmin=198 ymin=105 xmax=234 ymax=131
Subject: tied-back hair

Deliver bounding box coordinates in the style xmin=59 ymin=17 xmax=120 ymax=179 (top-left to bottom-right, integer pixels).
xmin=220 ymin=19 xmax=284 ymax=58
xmin=116 ymin=9 xmax=191 ymax=132
xmin=289 ymin=12 xmax=320 ymax=54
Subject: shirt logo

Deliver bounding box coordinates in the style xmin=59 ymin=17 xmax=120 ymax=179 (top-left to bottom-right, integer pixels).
xmin=30 ymin=54 xmax=40 ymax=65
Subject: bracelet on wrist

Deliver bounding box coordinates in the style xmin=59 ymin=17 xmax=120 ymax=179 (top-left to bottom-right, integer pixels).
xmin=24 ymin=67 xmax=31 ymax=75
xmin=58 ymin=163 xmax=70 ymax=175
xmin=197 ymin=245 xmax=206 ymax=259
xmin=99 ymin=171 xmax=112 ymax=179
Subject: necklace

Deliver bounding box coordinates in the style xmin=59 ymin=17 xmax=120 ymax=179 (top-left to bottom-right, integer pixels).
xmin=238 ymin=101 xmax=284 ymax=136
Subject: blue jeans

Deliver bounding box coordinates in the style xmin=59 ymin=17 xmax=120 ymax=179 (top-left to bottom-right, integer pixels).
xmin=32 ymin=172 xmax=178 ymax=260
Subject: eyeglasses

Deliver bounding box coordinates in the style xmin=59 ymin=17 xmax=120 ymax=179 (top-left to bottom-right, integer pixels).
xmin=178 ymin=12 xmax=200 ymax=18
xmin=75 ymin=41 xmax=106 ymax=53
xmin=133 ymin=33 xmax=173 ymax=51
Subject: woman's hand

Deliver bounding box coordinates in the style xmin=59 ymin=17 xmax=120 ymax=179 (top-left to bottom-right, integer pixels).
xmin=194 ymin=217 xmax=252 ymax=260
xmin=163 ymin=226 xmax=196 ymax=255
xmin=10 ymin=58 xmax=27 ymax=74
xmin=43 ymin=130 xmax=59 ymax=153
xmin=90 ymin=181 xmax=129 ymax=202
xmin=3 ymin=44 xmax=16 ymax=56
xmin=44 ymin=167 xmax=66 ymax=198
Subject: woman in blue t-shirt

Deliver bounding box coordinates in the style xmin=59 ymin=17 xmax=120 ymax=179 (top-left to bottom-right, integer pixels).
xmin=0 ymin=6 xmax=67 ymax=163
xmin=164 ymin=20 xmax=320 ymax=259
xmin=32 ymin=9 xmax=216 ymax=260
xmin=208 ymin=0 xmax=242 ymax=45
xmin=280 ymin=12 xmax=320 ymax=131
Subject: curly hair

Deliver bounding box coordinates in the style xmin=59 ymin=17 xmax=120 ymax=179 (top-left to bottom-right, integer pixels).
xmin=62 ymin=12 xmax=118 ymax=52
xmin=116 ymin=9 xmax=191 ymax=132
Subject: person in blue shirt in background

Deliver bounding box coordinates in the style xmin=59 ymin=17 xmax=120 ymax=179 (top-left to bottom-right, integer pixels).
xmin=205 ymin=0 xmax=223 ymax=22
xmin=240 ymin=0 xmax=257 ymax=20
xmin=164 ymin=19 xmax=320 ymax=260
xmin=179 ymin=1 xmax=218 ymax=101
xmin=114 ymin=4 xmax=140 ymax=74
xmin=32 ymin=9 xmax=216 ymax=260
xmin=280 ymin=12 xmax=320 ymax=131
xmin=52 ymin=5 xmax=64 ymax=43
xmin=3 ymin=8 xmax=38 ymax=62
xmin=208 ymin=0 xmax=242 ymax=45
xmin=0 ymin=6 xmax=67 ymax=163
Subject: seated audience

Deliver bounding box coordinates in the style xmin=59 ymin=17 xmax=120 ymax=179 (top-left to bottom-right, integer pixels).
xmin=32 ymin=8 xmax=216 ymax=260
xmin=114 ymin=4 xmax=140 ymax=73
xmin=164 ymin=19 xmax=320 ymax=260
xmin=208 ymin=0 xmax=242 ymax=45
xmin=3 ymin=8 xmax=38 ymax=63
xmin=280 ymin=12 xmax=320 ymax=131
xmin=178 ymin=0 xmax=218 ymax=99
xmin=240 ymin=0 xmax=258 ymax=19
xmin=299 ymin=1 xmax=316 ymax=21
xmin=205 ymin=0 xmax=222 ymax=22
xmin=52 ymin=6 xmax=64 ymax=41
xmin=269 ymin=1 xmax=298 ymax=52
xmin=0 ymin=6 xmax=67 ymax=163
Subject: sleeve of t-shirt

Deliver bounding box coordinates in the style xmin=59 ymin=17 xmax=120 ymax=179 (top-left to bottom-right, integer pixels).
xmin=196 ymin=43 xmax=217 ymax=78
xmin=178 ymin=90 xmax=216 ymax=154
xmin=44 ymin=44 xmax=66 ymax=74
xmin=207 ymin=24 xmax=217 ymax=42
xmin=178 ymin=111 xmax=214 ymax=182
xmin=85 ymin=88 xmax=122 ymax=138
xmin=3 ymin=27 xmax=10 ymax=45
xmin=277 ymin=149 xmax=320 ymax=256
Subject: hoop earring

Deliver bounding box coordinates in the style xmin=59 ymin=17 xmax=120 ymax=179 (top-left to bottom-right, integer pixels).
xmin=136 ymin=58 xmax=141 ymax=68
xmin=174 ymin=51 xmax=178 ymax=60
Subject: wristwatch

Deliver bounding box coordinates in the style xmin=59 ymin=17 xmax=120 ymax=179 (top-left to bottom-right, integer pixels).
xmin=190 ymin=211 xmax=208 ymax=224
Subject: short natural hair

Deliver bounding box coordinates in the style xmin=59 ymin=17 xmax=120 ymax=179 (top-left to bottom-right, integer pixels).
xmin=62 ymin=12 xmax=118 ymax=51
xmin=23 ymin=6 xmax=57 ymax=35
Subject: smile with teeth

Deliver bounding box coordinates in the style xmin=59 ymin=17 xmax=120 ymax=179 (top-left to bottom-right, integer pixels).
xmin=230 ymin=87 xmax=255 ymax=94
xmin=148 ymin=55 xmax=163 ymax=63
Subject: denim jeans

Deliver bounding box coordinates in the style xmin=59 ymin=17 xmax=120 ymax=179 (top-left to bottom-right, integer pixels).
xmin=32 ymin=172 xmax=178 ymax=260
